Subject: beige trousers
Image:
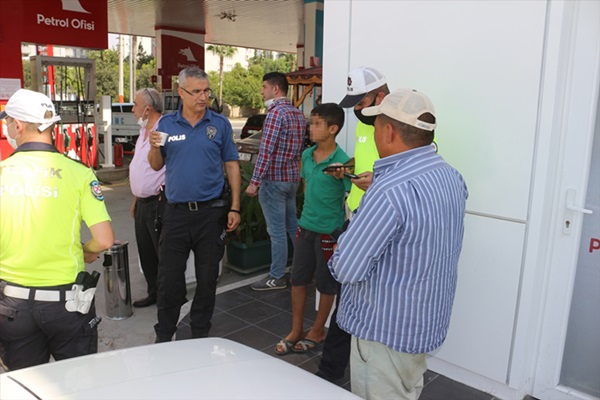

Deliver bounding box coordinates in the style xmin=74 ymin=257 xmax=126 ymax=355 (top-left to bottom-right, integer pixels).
xmin=350 ymin=336 xmax=427 ymax=400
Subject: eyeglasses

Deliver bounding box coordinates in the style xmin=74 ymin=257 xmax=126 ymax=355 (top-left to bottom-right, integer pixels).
xmin=144 ymin=88 xmax=157 ymax=109
xmin=180 ymin=86 xmax=213 ymax=98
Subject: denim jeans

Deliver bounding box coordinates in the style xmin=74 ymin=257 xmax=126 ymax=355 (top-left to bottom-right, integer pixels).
xmin=258 ymin=180 xmax=299 ymax=279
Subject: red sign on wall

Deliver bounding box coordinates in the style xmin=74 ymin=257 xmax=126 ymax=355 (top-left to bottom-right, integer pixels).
xmin=21 ymin=0 xmax=108 ymax=49
xmin=160 ymin=34 xmax=205 ymax=77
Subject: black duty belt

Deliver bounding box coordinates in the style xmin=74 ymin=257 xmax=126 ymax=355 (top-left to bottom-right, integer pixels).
xmin=137 ymin=194 xmax=161 ymax=203
xmin=168 ymin=198 xmax=225 ymax=212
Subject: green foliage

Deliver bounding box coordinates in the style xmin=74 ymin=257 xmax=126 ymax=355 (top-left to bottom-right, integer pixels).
xmin=206 ymin=45 xmax=237 ymax=60
xmin=233 ymin=162 xmax=269 ymax=246
xmin=22 ymin=42 xmax=295 ymax=108
xmin=87 ymin=48 xmax=157 ymax=102
xmin=207 ymin=45 xmax=238 ymax=103
xmin=222 ymin=64 xmax=264 ymax=109
xmin=137 ymin=42 xmax=153 ymax=68
xmin=137 ymin=59 xmax=157 ymax=91
xmin=87 ymin=49 xmax=120 ymax=100
xmin=231 ymin=161 xmax=305 ymax=247
xmin=248 ymin=51 xmax=294 ymax=75
xmin=207 ymin=71 xmax=220 ymax=95
xmin=22 ymin=60 xmax=32 ymax=89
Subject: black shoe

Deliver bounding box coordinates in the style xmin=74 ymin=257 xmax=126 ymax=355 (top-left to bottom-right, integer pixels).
xmin=133 ymin=295 xmax=156 ymax=308
xmin=315 ymin=370 xmax=342 ymax=384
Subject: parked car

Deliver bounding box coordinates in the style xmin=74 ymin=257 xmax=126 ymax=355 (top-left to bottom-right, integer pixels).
xmin=240 ymin=113 xmax=267 ymax=139
xmin=237 ymin=130 xmax=263 ymax=164
xmin=0 ymin=338 xmax=360 ymax=400
xmin=236 ymin=123 xmax=313 ymax=165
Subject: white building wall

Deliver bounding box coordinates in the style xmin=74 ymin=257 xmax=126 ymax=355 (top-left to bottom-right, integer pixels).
xmin=203 ymin=46 xmax=255 ymax=73
xmin=323 ymin=1 xmax=600 ymax=399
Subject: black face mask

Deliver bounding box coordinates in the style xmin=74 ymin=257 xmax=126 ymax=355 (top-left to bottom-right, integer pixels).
xmin=354 ymin=96 xmax=378 ymax=126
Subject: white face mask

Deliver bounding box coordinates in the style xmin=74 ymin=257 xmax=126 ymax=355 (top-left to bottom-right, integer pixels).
xmin=136 ymin=107 xmax=149 ymax=128
xmin=4 ymin=121 xmax=18 ymax=149
xmin=264 ymin=98 xmax=275 ymax=109
xmin=137 ymin=116 xmax=148 ymax=128
xmin=7 ymin=134 xmax=18 ymax=149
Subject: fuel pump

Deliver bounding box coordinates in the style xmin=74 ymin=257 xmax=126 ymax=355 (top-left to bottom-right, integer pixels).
xmin=30 ymin=55 xmax=98 ymax=167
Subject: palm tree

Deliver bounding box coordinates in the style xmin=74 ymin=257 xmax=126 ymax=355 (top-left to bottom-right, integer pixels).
xmin=278 ymin=52 xmax=297 ymax=72
xmin=206 ymin=45 xmax=238 ymax=104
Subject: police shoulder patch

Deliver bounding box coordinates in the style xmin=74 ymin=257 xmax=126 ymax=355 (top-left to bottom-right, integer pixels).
xmin=90 ymin=180 xmax=105 ymax=201
xmin=206 ymin=125 xmax=217 ymax=140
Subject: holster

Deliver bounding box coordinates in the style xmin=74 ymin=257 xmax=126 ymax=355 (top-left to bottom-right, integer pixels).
xmin=65 ymin=284 xmax=96 ymax=314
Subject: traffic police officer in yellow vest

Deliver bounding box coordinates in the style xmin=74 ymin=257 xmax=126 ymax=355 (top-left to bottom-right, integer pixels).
xmin=0 ymin=89 xmax=114 ymax=371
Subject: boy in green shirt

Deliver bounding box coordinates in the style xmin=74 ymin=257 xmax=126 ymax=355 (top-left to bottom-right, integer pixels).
xmin=275 ymin=103 xmax=351 ymax=355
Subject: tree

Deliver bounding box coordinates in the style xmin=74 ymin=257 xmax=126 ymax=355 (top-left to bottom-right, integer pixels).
xmin=206 ymin=45 xmax=237 ymax=104
xmin=22 ymin=60 xmax=32 ymax=89
xmin=222 ymin=63 xmax=264 ymax=109
xmin=277 ymin=52 xmax=297 ymax=72
xmin=248 ymin=50 xmax=293 ymax=75
xmin=137 ymin=41 xmax=153 ymax=68
xmin=137 ymin=59 xmax=157 ymax=92
xmin=87 ymin=49 xmax=120 ymax=101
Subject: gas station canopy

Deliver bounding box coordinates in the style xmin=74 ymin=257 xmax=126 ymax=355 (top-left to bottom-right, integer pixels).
xmin=107 ymin=0 xmax=305 ymax=53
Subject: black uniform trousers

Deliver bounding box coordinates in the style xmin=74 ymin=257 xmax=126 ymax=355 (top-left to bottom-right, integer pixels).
xmin=318 ymin=284 xmax=352 ymax=380
xmin=134 ymin=195 xmax=165 ymax=298
xmin=154 ymin=201 xmax=227 ymax=342
xmin=0 ymin=282 xmax=98 ymax=371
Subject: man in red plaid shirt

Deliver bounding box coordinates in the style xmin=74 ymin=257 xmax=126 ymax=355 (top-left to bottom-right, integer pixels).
xmin=246 ymin=72 xmax=306 ymax=291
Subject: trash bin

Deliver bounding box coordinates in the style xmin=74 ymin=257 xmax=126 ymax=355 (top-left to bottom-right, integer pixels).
xmin=103 ymin=242 xmax=133 ymax=320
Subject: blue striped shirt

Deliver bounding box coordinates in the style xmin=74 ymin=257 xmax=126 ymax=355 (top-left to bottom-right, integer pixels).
xmin=329 ymin=145 xmax=468 ymax=353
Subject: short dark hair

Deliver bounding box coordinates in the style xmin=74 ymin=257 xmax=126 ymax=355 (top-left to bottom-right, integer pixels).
xmin=380 ymin=113 xmax=435 ymax=147
xmin=311 ymin=103 xmax=345 ymax=136
xmin=263 ymin=72 xmax=288 ymax=94
xmin=369 ymin=83 xmax=390 ymax=98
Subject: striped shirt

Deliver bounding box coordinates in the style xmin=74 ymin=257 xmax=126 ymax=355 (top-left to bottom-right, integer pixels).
xmin=329 ymin=145 xmax=468 ymax=354
xmin=250 ymin=98 xmax=305 ymax=186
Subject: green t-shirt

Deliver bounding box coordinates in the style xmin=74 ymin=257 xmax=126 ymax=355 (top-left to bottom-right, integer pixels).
xmin=299 ymin=144 xmax=351 ymax=234
xmin=0 ymin=150 xmax=111 ymax=286
xmin=346 ymin=121 xmax=380 ymax=211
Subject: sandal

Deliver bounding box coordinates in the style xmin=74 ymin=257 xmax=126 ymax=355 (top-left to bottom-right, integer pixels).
xmin=274 ymin=339 xmax=296 ymax=355
xmin=292 ymin=338 xmax=324 ymax=353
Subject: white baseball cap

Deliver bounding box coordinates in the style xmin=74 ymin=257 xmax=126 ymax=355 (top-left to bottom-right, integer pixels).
xmin=361 ymin=88 xmax=436 ymax=131
xmin=338 ymin=67 xmax=387 ymax=108
xmin=0 ymin=89 xmax=61 ymax=131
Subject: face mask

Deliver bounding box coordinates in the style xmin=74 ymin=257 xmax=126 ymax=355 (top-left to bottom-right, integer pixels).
xmin=136 ymin=107 xmax=149 ymax=128
xmin=137 ymin=116 xmax=148 ymax=128
xmin=264 ymin=98 xmax=275 ymax=109
xmin=7 ymin=134 xmax=18 ymax=149
xmin=354 ymin=96 xmax=378 ymax=126
xmin=4 ymin=122 xmax=18 ymax=149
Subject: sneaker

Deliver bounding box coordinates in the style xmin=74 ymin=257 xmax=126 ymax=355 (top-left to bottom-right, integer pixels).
xmin=251 ymin=276 xmax=287 ymax=291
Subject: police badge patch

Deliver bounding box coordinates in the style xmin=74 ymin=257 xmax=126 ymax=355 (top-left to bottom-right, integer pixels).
xmin=90 ymin=181 xmax=105 ymax=201
xmin=206 ymin=125 xmax=217 ymax=140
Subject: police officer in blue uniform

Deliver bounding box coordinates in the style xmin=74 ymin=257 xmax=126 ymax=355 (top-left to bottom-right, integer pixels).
xmin=148 ymin=66 xmax=241 ymax=342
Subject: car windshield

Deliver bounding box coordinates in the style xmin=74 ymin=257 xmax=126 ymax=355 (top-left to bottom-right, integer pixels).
xmin=247 ymin=115 xmax=266 ymax=126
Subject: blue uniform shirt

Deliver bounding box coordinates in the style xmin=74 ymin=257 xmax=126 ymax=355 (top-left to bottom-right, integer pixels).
xmin=158 ymin=109 xmax=238 ymax=203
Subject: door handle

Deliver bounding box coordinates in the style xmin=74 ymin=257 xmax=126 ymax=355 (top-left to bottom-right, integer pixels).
xmin=566 ymin=203 xmax=593 ymax=214
xmin=563 ymin=188 xmax=593 ymax=235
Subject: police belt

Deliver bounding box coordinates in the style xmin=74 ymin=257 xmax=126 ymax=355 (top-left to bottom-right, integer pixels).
xmin=137 ymin=194 xmax=161 ymax=203
xmin=3 ymin=285 xmax=75 ymax=302
xmin=168 ymin=198 xmax=226 ymax=211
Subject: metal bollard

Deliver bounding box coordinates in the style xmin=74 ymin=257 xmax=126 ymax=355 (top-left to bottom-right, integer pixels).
xmin=102 ymin=242 xmax=133 ymax=320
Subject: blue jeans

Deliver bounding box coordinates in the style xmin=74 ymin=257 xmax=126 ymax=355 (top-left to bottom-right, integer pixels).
xmin=258 ymin=180 xmax=299 ymax=279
